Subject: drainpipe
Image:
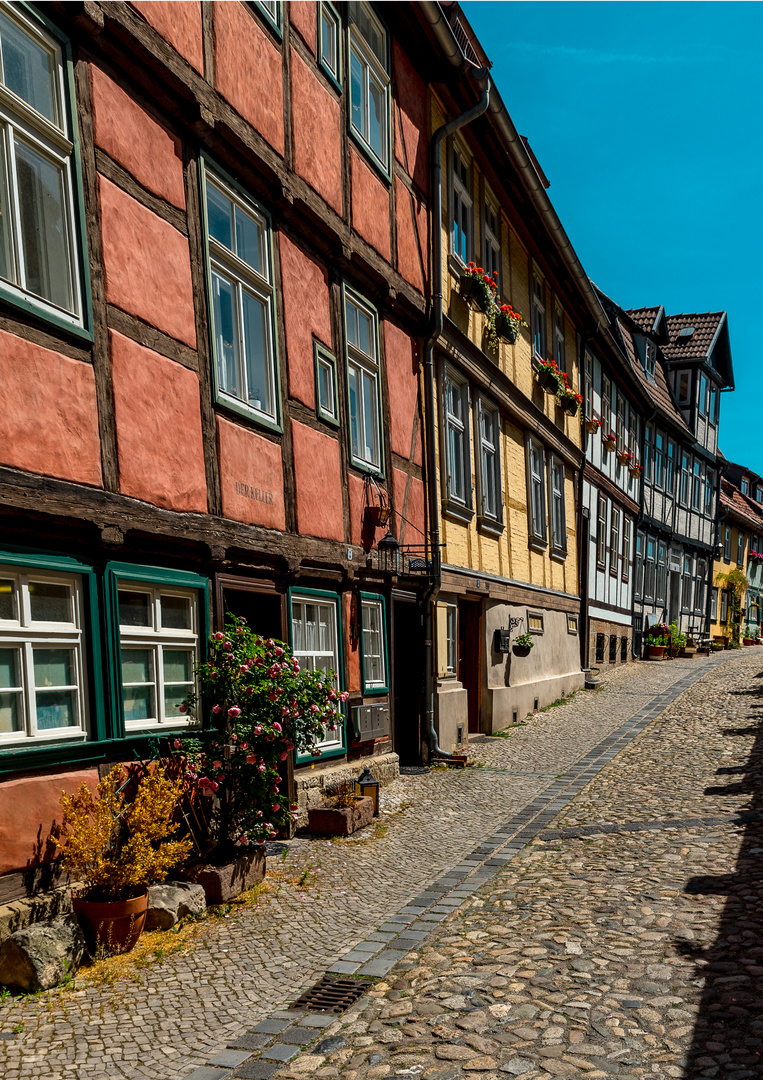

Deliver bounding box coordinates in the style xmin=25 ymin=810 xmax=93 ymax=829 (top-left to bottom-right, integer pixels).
xmin=422 ymin=71 xmax=490 ymax=762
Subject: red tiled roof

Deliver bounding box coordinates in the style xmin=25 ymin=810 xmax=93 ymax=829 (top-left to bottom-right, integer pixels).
xmin=720 ymin=477 xmax=763 ymax=533
xmin=612 ymin=314 xmax=692 ymax=437
xmin=663 ymin=312 xmax=724 ymax=360
xmin=626 ymin=306 xmax=662 ymax=335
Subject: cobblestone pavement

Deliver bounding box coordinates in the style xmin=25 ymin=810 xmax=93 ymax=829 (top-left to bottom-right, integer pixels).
xmin=0 ymin=651 xmax=746 ymax=1080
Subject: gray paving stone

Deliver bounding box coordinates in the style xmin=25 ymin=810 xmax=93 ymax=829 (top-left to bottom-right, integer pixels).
xmin=184 ymin=1069 xmax=231 ymax=1080
xmin=260 ymin=1043 xmax=301 ymax=1062
xmin=297 ymin=1014 xmax=336 ymax=1029
xmin=327 ymin=960 xmax=362 ymax=974
xmin=234 ymin=1063 xmax=280 ymax=1080
xmin=252 ymin=1020 xmax=292 ymax=1035
xmin=207 ymin=1049 xmax=252 ymax=1068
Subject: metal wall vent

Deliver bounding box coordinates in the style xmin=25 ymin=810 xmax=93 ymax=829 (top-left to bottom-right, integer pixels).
xmin=290 ymin=975 xmax=371 ymax=1014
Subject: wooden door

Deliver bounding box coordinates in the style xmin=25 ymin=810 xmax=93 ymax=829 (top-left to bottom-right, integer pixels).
xmin=458 ymin=599 xmax=483 ymax=734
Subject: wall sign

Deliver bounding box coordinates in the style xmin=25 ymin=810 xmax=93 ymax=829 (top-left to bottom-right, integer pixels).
xmin=235 ymin=481 xmax=274 ymax=506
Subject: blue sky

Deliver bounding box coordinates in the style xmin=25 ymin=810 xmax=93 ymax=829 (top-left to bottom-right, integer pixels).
xmin=463 ymin=1 xmax=762 ymax=474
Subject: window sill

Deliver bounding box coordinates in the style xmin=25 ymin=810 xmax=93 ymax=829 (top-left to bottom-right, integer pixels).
xmin=477 ymin=515 xmax=504 ymax=538
xmin=348 ymin=126 xmax=392 ymax=185
xmin=362 ymin=685 xmax=389 ymax=697
xmin=349 ymin=457 xmax=385 ymax=480
xmin=550 ymin=548 xmax=568 ymax=563
xmin=528 ymin=538 xmax=548 ymax=555
xmin=216 ymin=393 xmax=283 ymax=435
xmin=448 ymin=252 xmax=468 ymax=282
xmin=443 ymin=498 xmax=474 ymax=526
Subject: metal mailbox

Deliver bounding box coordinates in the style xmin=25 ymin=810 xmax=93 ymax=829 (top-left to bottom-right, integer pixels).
xmin=352 ymin=703 xmax=390 ymax=742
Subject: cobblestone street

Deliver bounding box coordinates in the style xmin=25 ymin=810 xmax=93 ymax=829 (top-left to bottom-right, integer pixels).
xmin=1 ymin=650 xmax=759 ymax=1080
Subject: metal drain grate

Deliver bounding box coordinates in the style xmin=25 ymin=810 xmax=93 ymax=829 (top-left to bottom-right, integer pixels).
xmin=290 ymin=975 xmax=371 ymax=1014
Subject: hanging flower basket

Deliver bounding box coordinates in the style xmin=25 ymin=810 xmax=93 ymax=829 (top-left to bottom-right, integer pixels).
xmin=629 ymin=463 xmax=643 ymax=479
xmin=617 ymin=450 xmax=633 ymax=467
xmin=584 ymin=417 xmax=601 ymax=434
xmin=459 ymin=265 xmax=496 ymax=314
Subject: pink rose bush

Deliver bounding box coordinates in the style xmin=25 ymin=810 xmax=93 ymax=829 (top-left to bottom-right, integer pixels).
xmin=171 ymin=615 xmax=343 ymax=853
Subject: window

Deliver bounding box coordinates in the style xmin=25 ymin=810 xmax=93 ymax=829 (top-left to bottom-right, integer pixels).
xmin=656 ymin=541 xmax=667 ymax=603
xmin=699 ymin=373 xmax=708 ymax=416
xmin=705 ymin=469 xmax=715 ymax=516
xmin=203 ymin=166 xmax=278 ymax=426
xmin=610 ymin=506 xmax=620 ymax=576
xmin=724 ymin=525 xmax=732 ymax=561
xmin=682 ymin=555 xmax=693 ymax=612
xmin=696 ymin=559 xmax=707 ymax=614
xmin=348 ymin=2 xmax=390 ymax=172
xmin=643 ymin=424 xmax=652 ymax=482
xmin=711 ymin=587 xmax=718 ymax=622
xmin=757 ymin=486 xmax=763 ymax=505
xmin=692 ymin=459 xmax=703 ymax=510
xmin=720 ymin=589 xmax=729 ymax=624
xmin=709 ymin=385 xmax=718 ymax=426
xmin=644 ymin=537 xmax=656 ymax=600
xmin=255 ymin=0 xmax=282 ymax=33
xmin=628 ymin=410 xmax=638 ymax=458
xmin=527 ymin=437 xmax=547 ymax=545
xmin=680 ymin=450 xmax=690 ymax=506
xmin=318 ymin=1 xmax=341 ymax=87
xmin=602 ymin=375 xmax=612 ymax=437
xmin=622 ymin=517 xmax=632 ymax=581
xmin=677 ymin=371 xmax=690 ymax=405
xmin=644 ymin=339 xmax=656 ymax=378
xmin=567 ymin=614 xmax=579 ymax=634
xmin=345 ymin=288 xmax=382 ymax=472
xmin=445 ymin=603 xmax=457 ymax=675
xmin=0 ymin=565 xmax=87 ymax=743
xmin=0 ymin=7 xmax=85 ymax=330
xmin=314 ymin=342 xmax=339 ymax=426
xmin=666 ymin=440 xmax=675 ymax=494
xmin=738 ymin=531 xmax=746 ymax=566
xmin=360 ymin=594 xmax=387 ymax=692
xmin=654 ymin=430 xmax=664 ymax=489
xmin=741 ymin=476 xmax=750 ymax=496
xmin=554 ymin=307 xmax=566 ymax=374
xmin=634 ymin=532 xmax=644 ymax=598
xmin=549 ymin=456 xmax=566 ymax=554
xmin=483 ymin=197 xmax=500 ymax=283
xmin=476 ymin=397 xmax=501 ymax=525
xmin=596 ymin=493 xmax=607 ymax=567
xmin=291 ymin=592 xmax=344 ymax=757
xmin=584 ymin=351 xmax=593 ymax=419
xmin=527 ymin=611 xmax=544 ymax=634
xmin=451 ymin=146 xmax=472 ymax=264
xmin=616 ymin=396 xmax=626 ymax=451
xmin=117 ymin=582 xmax=199 ymax=730
xmin=531 ymin=275 xmax=546 ymax=361
xmin=443 ymin=366 xmax=471 ymax=510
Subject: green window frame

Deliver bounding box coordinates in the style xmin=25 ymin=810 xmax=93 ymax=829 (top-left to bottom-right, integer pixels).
xmin=343 ymin=283 xmax=384 ymax=477
xmin=359 ymin=591 xmax=388 ymax=695
xmin=0 ymin=548 xmax=104 ymax=774
xmin=104 ymin=562 xmax=209 ymax=739
xmin=0 ymin=3 xmax=92 ymax=340
xmin=347 ymin=1 xmax=391 ymax=180
xmin=198 ymin=154 xmax=282 ymax=434
xmin=253 ymin=0 xmax=282 ymax=37
xmin=314 ymin=340 xmax=339 ymax=427
xmin=318 ymin=0 xmax=342 ymax=90
xmin=288 ymin=586 xmax=345 ymax=762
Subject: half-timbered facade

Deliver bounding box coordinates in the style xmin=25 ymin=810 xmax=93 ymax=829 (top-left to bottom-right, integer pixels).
xmin=710 ymin=468 xmax=763 ymax=643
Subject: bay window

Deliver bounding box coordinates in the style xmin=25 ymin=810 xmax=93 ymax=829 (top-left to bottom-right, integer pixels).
xmin=345 ymin=288 xmax=382 ymax=472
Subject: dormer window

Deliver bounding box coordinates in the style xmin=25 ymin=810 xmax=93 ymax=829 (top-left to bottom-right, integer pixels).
xmin=644 ymin=340 xmax=656 ymax=378
xmin=756 ymin=486 xmax=763 ymax=505
xmin=741 ymin=476 xmax=750 ymax=496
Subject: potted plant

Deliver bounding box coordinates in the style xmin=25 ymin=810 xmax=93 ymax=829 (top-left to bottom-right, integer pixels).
xmin=617 ymin=449 xmax=633 ymax=467
xmin=307 ymin=779 xmax=374 ymax=837
xmin=536 ymin=358 xmax=562 ymax=394
xmin=602 ymin=431 xmax=617 ymax=452
xmin=51 ymin=765 xmax=192 ymax=955
xmin=584 ymin=415 xmax=602 ymax=435
xmin=459 ymin=262 xmax=497 ymax=315
xmin=495 ymin=302 xmax=527 ymax=345
xmin=668 ymin=622 xmax=690 ymax=658
xmin=512 ymin=632 xmax=535 ymax=658
xmin=743 ymin=625 xmax=755 ymax=646
xmin=558 ymin=386 xmax=583 ymax=417
xmin=629 ymin=462 xmax=643 ymax=479
xmin=645 ymin=623 xmax=670 ymax=659
xmin=174 ymin=617 xmax=346 ymax=902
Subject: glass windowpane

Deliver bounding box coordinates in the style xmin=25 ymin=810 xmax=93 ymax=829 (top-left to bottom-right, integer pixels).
xmin=160 ymin=594 xmax=191 ymax=630
xmin=348 ymin=365 xmax=360 ymax=457
xmin=0 ymin=579 xmax=14 ymax=620
xmin=33 ymin=647 xmax=72 ymax=687
xmin=369 ymin=75 xmax=385 ymax=161
xmin=0 ymin=647 xmax=18 ymax=688
xmin=123 ymin=685 xmax=154 ymax=723
xmin=15 ymin=140 xmax=72 ymax=312
xmin=350 ymin=50 xmax=365 ymax=139
xmin=234 ymin=205 xmax=263 ymax=275
xmin=241 ymin=288 xmax=270 ymax=413
xmin=163 ymin=649 xmax=192 ymax=684
xmin=206 ymin=181 xmax=233 ymax=251
xmin=212 ymin=270 xmax=239 ymax=396
xmin=0 ymin=690 xmax=20 ymax=732
xmin=0 ymin=12 xmax=58 ymax=124
xmin=163 ymin=684 xmax=188 ymax=717
xmin=36 ymin=688 xmax=75 ymax=729
xmin=121 ymin=648 xmax=153 ymax=684
xmin=119 ymin=590 xmax=151 ymax=628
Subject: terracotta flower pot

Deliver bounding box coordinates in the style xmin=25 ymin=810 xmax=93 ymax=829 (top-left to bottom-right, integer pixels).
xmin=73 ymin=890 xmax=148 ymax=956
xmin=648 ymin=645 xmax=666 ymax=660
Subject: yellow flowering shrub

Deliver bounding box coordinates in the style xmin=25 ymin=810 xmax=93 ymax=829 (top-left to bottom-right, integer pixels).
xmin=51 ymin=765 xmax=192 ymax=902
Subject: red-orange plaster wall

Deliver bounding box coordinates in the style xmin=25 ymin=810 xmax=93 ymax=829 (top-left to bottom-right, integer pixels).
xmin=129 ymin=1 xmax=204 ymax=73
xmin=291 ymin=421 xmax=343 ymax=541
xmin=0 ymin=768 xmax=99 ymax=875
xmin=110 ymin=331 xmax=207 ymax=512
xmin=279 ymin=233 xmax=332 ymax=409
xmin=90 ymin=65 xmax=185 ymax=209
xmin=384 ymin=320 xmax=422 ymax=466
xmin=393 ymin=39 xmax=429 ymax=193
xmin=289 ymin=0 xmax=316 ymax=51
xmin=394 ymin=177 xmax=426 ymax=294
xmin=350 ymin=148 xmax=391 ymax=262
xmin=217 ymin=417 xmax=286 ymax=531
xmin=348 ymin=472 xmax=388 ymax=550
xmin=99 ymin=176 xmax=196 ymax=348
xmin=290 ymin=49 xmax=342 ymax=216
xmin=394 ymin=469 xmax=426 ymax=546
xmin=343 ymin=591 xmax=361 ymax=694
xmin=214 ymin=2 xmax=285 ymax=157
xmin=0 ymin=331 xmax=102 ymax=487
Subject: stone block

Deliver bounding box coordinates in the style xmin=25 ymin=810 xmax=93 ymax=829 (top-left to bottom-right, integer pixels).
xmin=307 ymin=797 xmax=374 ymax=837
xmin=180 ymin=848 xmax=266 ymax=906
xmin=145 ymin=881 xmax=205 ymax=930
xmin=0 ymin=914 xmax=85 ymax=991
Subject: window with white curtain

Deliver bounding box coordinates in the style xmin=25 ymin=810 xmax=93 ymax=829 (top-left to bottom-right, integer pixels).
xmin=291 ymin=594 xmax=343 ymax=754
xmin=345 ymin=288 xmax=382 ymax=471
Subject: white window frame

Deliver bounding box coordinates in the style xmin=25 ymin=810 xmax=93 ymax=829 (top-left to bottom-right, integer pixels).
xmin=584 ymin=350 xmax=594 ymax=419
xmin=597 ymin=493 xmax=607 ymax=567
xmin=699 ymin=373 xmax=708 ymax=417
xmin=0 ymin=5 xmax=84 ymax=328
xmin=602 ymin=375 xmax=612 ymax=437
xmin=476 ymin=395 xmax=501 ymax=526
xmin=291 ymin=593 xmax=343 ymax=756
xmin=738 ymin=531 xmax=746 ymax=567
xmin=634 ymin=531 xmax=644 ymax=598
xmin=741 ymin=476 xmax=750 ymax=496
xmin=720 ymin=588 xmax=729 ymax=624
xmin=644 ymin=537 xmax=656 ymax=601
xmin=318 ymin=0 xmax=341 ymax=87
xmin=711 ymin=587 xmax=718 ymax=622
xmin=118 ymin=582 xmax=199 ymax=731
xmin=445 ymin=603 xmax=457 ymax=675
xmin=531 ymin=274 xmax=546 ymax=361
xmin=549 ymin=455 xmax=566 ymax=555
xmin=622 ymin=516 xmax=632 ymax=582
xmin=610 ymin=507 xmax=620 ymax=577
xmin=451 ymin=144 xmax=473 ymax=265
xmin=724 ymin=525 xmax=732 ymax=561
xmin=644 ymin=339 xmax=656 ymax=378
xmin=554 ymin=305 xmax=566 ymax=374
xmin=314 ymin=342 xmax=339 ymax=426
xmin=348 ymin=1 xmax=390 ymax=173
xmin=705 ymin=469 xmax=715 ymax=516
xmin=695 ymin=558 xmax=707 ymax=615
xmin=203 ymin=165 xmax=279 ymax=427
xmin=344 ymin=287 xmax=383 ymax=473
xmin=682 ymin=554 xmax=694 ymax=612
xmin=442 ymin=364 xmax=472 ymax=511
xmin=692 ymin=458 xmax=703 ymax=510
xmin=527 ymin=436 xmax=547 ymax=546
xmin=483 ymin=193 xmax=500 ymax=283
xmin=0 ymin=565 xmax=87 ymax=745
xmin=680 ymin=450 xmax=691 ymax=506
xmin=360 ymin=595 xmax=387 ymax=692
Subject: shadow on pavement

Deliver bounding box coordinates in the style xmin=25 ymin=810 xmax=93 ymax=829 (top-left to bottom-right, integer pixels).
xmin=681 ymin=673 xmax=763 ymax=1079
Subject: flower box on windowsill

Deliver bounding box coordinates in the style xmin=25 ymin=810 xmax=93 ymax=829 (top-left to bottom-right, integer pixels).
xmin=459 ymin=275 xmax=492 ymax=314
xmin=617 ymin=450 xmax=633 ymax=467
xmin=495 ymin=312 xmax=520 ymax=344
xmin=584 ymin=417 xmax=601 ymax=434
xmin=629 ymin=464 xmax=643 ymax=479
xmin=602 ymin=434 xmax=617 ymax=452
xmin=559 ymin=396 xmax=580 ymax=417
xmin=537 ymin=367 xmax=560 ymax=394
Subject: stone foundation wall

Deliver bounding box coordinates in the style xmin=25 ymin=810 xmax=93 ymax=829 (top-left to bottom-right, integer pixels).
xmin=293 ymin=752 xmax=399 ymax=826
xmin=588 ymin=617 xmax=632 ymax=671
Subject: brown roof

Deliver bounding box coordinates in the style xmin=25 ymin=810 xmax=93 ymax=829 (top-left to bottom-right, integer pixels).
xmin=612 ymin=314 xmax=692 ymax=438
xmin=626 ymin=306 xmax=662 ymax=335
xmin=720 ymin=477 xmax=763 ymax=533
xmin=663 ymin=312 xmax=724 ymax=361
